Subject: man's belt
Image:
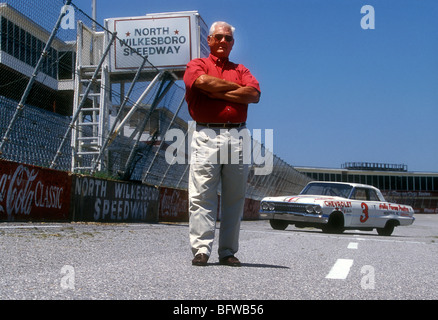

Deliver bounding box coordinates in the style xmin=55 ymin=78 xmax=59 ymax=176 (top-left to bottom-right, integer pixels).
xmin=196 ymin=122 xmax=246 ymax=128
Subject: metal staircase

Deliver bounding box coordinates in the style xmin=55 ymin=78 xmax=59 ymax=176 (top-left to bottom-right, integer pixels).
xmin=71 ymin=64 xmax=105 ymax=172
xmin=69 ymin=22 xmax=112 ymax=172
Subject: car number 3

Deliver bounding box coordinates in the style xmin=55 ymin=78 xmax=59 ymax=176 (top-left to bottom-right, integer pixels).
xmin=360 ymin=202 xmax=369 ymax=223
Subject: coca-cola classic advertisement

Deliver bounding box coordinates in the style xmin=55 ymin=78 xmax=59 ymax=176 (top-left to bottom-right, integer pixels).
xmin=159 ymin=187 xmax=189 ymax=222
xmin=0 ymin=160 xmax=72 ymax=221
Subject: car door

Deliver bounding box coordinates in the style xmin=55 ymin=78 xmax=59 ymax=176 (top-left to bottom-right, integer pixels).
xmin=364 ymin=188 xmax=386 ymax=228
xmin=350 ymin=187 xmax=379 ymax=227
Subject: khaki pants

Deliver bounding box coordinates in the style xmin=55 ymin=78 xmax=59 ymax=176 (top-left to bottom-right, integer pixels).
xmin=189 ymin=125 xmax=250 ymax=259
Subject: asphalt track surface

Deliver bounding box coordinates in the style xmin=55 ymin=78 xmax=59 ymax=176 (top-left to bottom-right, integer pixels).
xmin=1 ymin=215 xmax=437 ymax=302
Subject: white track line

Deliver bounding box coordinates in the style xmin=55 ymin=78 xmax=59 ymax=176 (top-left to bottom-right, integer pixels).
xmin=326 ymin=259 xmax=354 ymax=280
xmin=347 ymin=242 xmax=358 ymax=249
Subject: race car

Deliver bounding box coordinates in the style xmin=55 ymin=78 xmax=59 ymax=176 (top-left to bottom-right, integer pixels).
xmin=260 ymin=181 xmax=414 ymax=236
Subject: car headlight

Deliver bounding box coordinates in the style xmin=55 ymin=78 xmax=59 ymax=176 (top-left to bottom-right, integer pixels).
xmin=306 ymin=205 xmax=323 ymax=214
xmin=314 ymin=205 xmax=323 ymax=214
xmin=261 ymin=202 xmax=270 ymax=211
xmin=261 ymin=202 xmax=275 ymax=211
xmin=306 ymin=205 xmax=314 ymax=213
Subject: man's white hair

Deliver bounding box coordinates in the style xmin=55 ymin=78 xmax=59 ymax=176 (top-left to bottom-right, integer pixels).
xmin=209 ymin=21 xmax=235 ymax=36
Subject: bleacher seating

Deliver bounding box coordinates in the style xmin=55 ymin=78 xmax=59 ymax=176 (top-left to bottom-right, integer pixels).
xmin=0 ymin=95 xmax=72 ymax=170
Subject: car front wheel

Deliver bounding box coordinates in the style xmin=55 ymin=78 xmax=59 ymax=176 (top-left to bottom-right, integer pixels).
xmin=377 ymin=222 xmax=395 ymax=236
xmin=322 ymin=212 xmax=344 ymax=234
xmin=269 ymin=219 xmax=288 ymax=230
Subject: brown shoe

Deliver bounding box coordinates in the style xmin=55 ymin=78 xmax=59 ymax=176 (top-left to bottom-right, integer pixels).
xmin=219 ymin=255 xmax=241 ymax=267
xmin=192 ymin=253 xmax=209 ymax=266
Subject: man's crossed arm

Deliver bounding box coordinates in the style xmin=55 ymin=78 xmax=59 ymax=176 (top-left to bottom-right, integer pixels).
xmin=194 ymin=74 xmax=260 ymax=104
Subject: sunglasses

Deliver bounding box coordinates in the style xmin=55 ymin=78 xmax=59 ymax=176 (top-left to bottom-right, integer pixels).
xmin=212 ymin=34 xmax=234 ymax=42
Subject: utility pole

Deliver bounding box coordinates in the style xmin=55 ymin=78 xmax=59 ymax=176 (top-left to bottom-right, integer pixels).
xmin=92 ymin=0 xmax=97 ymax=31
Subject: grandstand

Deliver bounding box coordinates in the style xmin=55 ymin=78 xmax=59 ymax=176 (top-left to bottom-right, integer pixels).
xmin=296 ymin=164 xmax=438 ymax=213
xmin=0 ymin=95 xmax=72 ymax=170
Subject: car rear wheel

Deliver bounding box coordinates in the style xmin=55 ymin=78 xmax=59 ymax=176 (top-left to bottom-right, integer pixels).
xmin=377 ymin=221 xmax=396 ymax=236
xmin=269 ymin=219 xmax=289 ymax=230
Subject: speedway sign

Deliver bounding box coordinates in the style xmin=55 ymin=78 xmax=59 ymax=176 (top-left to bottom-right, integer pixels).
xmin=105 ymin=11 xmax=209 ymax=72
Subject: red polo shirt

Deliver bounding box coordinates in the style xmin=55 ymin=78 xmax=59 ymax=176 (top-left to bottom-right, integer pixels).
xmin=183 ymin=54 xmax=260 ymax=123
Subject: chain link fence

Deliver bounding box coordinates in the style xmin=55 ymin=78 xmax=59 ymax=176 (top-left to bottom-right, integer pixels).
xmin=0 ymin=0 xmax=310 ymax=200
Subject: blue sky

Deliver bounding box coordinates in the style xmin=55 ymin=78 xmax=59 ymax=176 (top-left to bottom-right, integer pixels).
xmin=73 ymin=0 xmax=438 ymax=172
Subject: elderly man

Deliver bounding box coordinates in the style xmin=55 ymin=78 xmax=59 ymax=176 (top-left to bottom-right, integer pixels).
xmin=183 ymin=21 xmax=261 ymax=266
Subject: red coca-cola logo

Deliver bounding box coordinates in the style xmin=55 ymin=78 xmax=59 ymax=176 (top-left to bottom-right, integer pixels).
xmin=160 ymin=188 xmax=188 ymax=217
xmin=0 ymin=164 xmax=66 ymax=219
xmin=4 ymin=165 xmax=38 ymax=217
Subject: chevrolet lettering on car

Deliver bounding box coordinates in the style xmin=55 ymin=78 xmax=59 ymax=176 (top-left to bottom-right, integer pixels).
xmin=260 ymin=182 xmax=415 ymax=236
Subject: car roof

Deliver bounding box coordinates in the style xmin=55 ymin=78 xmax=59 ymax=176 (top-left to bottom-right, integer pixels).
xmin=308 ymin=181 xmax=380 ymax=191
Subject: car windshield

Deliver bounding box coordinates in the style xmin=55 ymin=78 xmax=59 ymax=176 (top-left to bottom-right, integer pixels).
xmin=300 ymin=183 xmax=353 ymax=199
